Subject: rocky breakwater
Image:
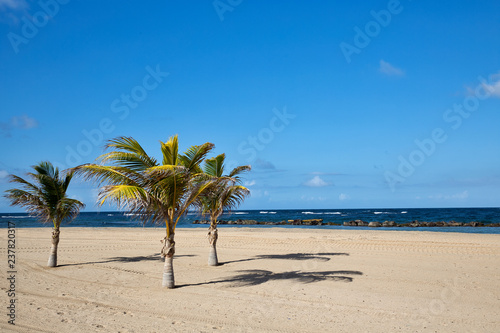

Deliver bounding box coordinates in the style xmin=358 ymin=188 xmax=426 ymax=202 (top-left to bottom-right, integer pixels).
xmin=193 ymin=219 xmax=499 ymax=227
xmin=192 ymin=218 xmax=342 ymax=226
xmin=343 ymin=220 xmax=500 ymax=227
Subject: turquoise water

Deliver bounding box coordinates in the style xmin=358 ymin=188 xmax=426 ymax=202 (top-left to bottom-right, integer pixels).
xmin=1 ymin=208 xmax=500 ymax=234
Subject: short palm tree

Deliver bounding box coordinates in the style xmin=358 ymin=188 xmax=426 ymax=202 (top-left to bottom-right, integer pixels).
xmin=4 ymin=161 xmax=85 ymax=267
xmin=197 ymin=154 xmax=251 ymax=266
xmin=73 ymin=135 xmax=213 ymax=288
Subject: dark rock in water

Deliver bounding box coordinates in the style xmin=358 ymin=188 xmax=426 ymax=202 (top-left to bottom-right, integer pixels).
xmin=302 ymin=219 xmax=323 ymax=225
xmin=344 ymin=219 xmax=368 ymax=226
xmin=344 ymin=220 xmax=368 ymax=227
xmin=382 ymin=221 xmax=397 ymax=227
xmin=448 ymin=221 xmax=463 ymax=227
xmin=195 ymin=217 xmax=500 ymax=228
xmin=467 ymin=221 xmax=483 ymax=227
xmin=326 ymin=222 xmax=341 ymax=226
xmin=409 ymin=221 xmax=420 ymax=227
xmin=240 ymin=219 xmax=258 ymax=225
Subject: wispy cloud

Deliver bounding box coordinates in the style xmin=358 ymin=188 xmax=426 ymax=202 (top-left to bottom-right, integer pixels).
xmin=481 ymin=76 xmax=500 ymax=98
xmin=12 ymin=114 xmax=38 ymax=129
xmin=250 ymin=189 xmax=269 ymax=198
xmin=339 ymin=193 xmax=350 ymax=201
xmin=1 ymin=114 xmax=39 ymax=137
xmin=254 ymin=158 xmax=276 ymax=170
xmin=310 ymin=171 xmax=344 ymax=176
xmin=0 ymin=0 xmax=28 ymax=11
xmin=244 ymin=180 xmax=256 ymax=187
xmin=303 ymin=175 xmax=330 ymax=187
xmin=379 ymin=60 xmax=405 ymax=77
xmin=0 ymin=0 xmax=29 ymax=25
xmin=300 ymin=195 xmax=327 ymax=202
xmin=428 ymin=190 xmax=469 ymax=200
xmin=0 ymin=170 xmax=9 ymax=178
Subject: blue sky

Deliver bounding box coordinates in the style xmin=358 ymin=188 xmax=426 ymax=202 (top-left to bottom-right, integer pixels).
xmin=1 ymin=0 xmax=499 ymax=212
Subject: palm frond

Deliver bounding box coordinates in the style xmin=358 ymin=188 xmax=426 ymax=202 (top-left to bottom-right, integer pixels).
xmin=98 ymin=152 xmax=158 ymax=171
xmin=161 ymin=135 xmax=179 ymax=166
xmin=7 ymin=174 xmax=41 ymax=193
xmin=228 ymin=165 xmax=252 ymax=182
xmin=72 ymin=164 xmax=142 ymax=187
xmin=179 ymin=142 xmax=215 ymax=171
xmin=56 ymin=197 xmax=85 ymax=224
xmin=101 ymin=136 xmax=157 ymax=169
xmin=220 ymin=185 xmax=251 ymax=211
xmin=204 ymin=154 xmax=225 ymax=177
xmin=175 ymin=180 xmax=213 ymax=228
xmin=98 ymin=184 xmax=150 ymax=206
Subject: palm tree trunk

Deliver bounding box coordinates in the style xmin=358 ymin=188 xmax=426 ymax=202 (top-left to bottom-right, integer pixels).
xmin=47 ymin=227 xmax=60 ymax=267
xmin=207 ymin=222 xmax=218 ymax=266
xmin=161 ymin=233 xmax=175 ymax=288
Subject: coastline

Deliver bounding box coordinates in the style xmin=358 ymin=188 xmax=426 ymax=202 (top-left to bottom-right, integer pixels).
xmin=1 ymin=227 xmax=499 ymax=332
xmin=3 ymin=208 xmax=500 ymax=234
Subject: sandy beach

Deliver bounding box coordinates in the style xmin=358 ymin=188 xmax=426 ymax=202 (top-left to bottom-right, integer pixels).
xmin=1 ymin=227 xmax=499 ymax=332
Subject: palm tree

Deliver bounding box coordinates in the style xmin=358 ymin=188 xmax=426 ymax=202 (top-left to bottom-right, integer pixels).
xmin=73 ymin=135 xmax=213 ymax=288
xmin=4 ymin=161 xmax=85 ymax=267
xmin=197 ymin=154 xmax=251 ymax=266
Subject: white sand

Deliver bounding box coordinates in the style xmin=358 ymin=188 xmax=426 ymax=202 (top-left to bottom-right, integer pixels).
xmin=1 ymin=227 xmax=499 ymax=332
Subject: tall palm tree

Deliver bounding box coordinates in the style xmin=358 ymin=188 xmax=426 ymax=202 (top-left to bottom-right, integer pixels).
xmin=197 ymin=154 xmax=251 ymax=266
xmin=4 ymin=161 xmax=85 ymax=267
xmin=73 ymin=135 xmax=213 ymax=288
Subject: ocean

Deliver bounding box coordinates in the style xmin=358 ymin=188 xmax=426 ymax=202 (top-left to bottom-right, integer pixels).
xmin=1 ymin=207 xmax=500 ymax=234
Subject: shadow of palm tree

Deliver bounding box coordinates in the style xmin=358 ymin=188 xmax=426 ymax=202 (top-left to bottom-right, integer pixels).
xmin=178 ymin=269 xmax=362 ymax=288
xmin=58 ymin=253 xmax=197 ymax=267
xmin=221 ymin=252 xmax=348 ymax=265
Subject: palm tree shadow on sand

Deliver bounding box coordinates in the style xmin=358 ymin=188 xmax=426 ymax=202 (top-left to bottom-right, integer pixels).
xmin=58 ymin=253 xmax=197 ymax=267
xmin=221 ymin=252 xmax=349 ymax=265
xmin=178 ymin=269 xmax=363 ymax=288
xmin=177 ymin=252 xmax=361 ymax=288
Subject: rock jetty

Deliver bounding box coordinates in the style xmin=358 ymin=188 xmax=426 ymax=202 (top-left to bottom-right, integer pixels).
xmin=193 ymin=218 xmax=340 ymax=226
xmin=192 ymin=219 xmax=499 ymax=227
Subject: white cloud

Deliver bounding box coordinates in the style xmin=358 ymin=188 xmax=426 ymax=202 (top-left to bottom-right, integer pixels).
xmin=0 ymin=170 xmax=9 ymax=178
xmin=451 ymin=190 xmax=469 ymax=200
xmin=254 ymin=158 xmax=276 ymax=170
xmin=244 ymin=180 xmax=256 ymax=186
xmin=1 ymin=114 xmax=38 ymax=136
xmin=310 ymin=171 xmax=343 ymax=176
xmin=11 ymin=115 xmax=38 ymax=129
xmin=300 ymin=195 xmax=327 ymax=201
xmin=428 ymin=190 xmax=469 ymax=200
xmin=339 ymin=193 xmax=350 ymax=201
xmin=250 ymin=189 xmax=269 ymax=198
xmin=303 ymin=175 xmax=330 ymax=187
xmin=379 ymin=60 xmax=404 ymax=76
xmin=481 ymin=79 xmax=500 ymax=98
xmin=0 ymin=0 xmax=28 ymax=11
